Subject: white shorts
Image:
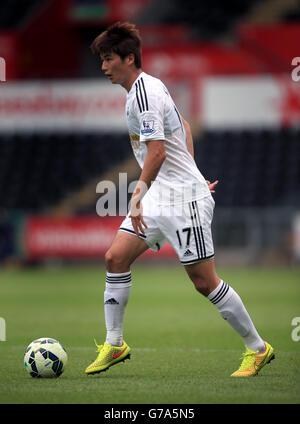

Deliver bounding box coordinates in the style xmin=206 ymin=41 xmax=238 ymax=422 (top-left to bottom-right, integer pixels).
xmin=119 ymin=193 xmax=215 ymax=265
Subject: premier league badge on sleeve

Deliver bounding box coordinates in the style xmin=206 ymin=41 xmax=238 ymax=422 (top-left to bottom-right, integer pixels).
xmin=141 ymin=120 xmax=154 ymax=135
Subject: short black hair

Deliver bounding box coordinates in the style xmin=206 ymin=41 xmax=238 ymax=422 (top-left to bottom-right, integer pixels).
xmin=91 ymin=21 xmax=142 ymax=68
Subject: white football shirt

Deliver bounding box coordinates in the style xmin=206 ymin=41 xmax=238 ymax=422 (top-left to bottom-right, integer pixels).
xmin=126 ymin=72 xmax=210 ymax=205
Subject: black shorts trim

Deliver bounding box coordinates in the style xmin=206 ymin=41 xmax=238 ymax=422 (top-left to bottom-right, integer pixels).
xmin=119 ymin=227 xmax=147 ymax=239
xmin=180 ymin=253 xmax=214 ymax=265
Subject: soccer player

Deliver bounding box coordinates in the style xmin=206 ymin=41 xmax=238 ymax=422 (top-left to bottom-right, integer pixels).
xmin=85 ymin=22 xmax=275 ymax=377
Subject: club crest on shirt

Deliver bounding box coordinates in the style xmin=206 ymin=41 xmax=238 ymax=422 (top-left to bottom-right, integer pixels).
xmin=141 ymin=120 xmax=154 ymax=135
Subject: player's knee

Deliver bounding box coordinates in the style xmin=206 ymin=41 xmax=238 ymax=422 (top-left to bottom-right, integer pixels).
xmin=192 ymin=278 xmax=212 ymax=297
xmin=105 ymin=249 xmax=129 ymax=273
xmin=186 ymin=261 xmax=220 ymax=297
xmin=189 ymin=273 xmax=218 ymax=297
xmin=105 ymin=249 xmax=118 ymax=271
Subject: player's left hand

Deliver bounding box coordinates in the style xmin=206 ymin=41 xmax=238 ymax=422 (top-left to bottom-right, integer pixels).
xmin=206 ymin=180 xmax=219 ymax=193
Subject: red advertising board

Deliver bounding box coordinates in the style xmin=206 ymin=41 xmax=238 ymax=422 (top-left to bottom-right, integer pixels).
xmin=24 ymin=216 xmax=176 ymax=260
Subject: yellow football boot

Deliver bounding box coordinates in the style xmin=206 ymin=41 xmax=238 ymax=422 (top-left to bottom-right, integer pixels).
xmin=231 ymin=341 xmax=275 ymax=377
xmin=85 ymin=340 xmax=131 ymax=375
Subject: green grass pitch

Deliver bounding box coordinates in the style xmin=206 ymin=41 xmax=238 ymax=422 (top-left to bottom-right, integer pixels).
xmin=0 ymin=264 xmax=299 ymax=404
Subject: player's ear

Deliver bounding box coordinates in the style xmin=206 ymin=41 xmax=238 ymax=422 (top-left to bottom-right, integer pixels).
xmin=126 ymin=53 xmax=135 ymax=66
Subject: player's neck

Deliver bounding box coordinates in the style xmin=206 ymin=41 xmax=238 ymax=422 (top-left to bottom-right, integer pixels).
xmin=122 ymin=69 xmax=143 ymax=92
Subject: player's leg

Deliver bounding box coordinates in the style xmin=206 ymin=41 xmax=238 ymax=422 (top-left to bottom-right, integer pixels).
xmin=85 ymin=230 xmax=148 ymax=375
xmin=104 ymin=230 xmax=148 ymax=346
xmin=170 ymin=196 xmax=265 ymax=353
xmin=184 ymin=258 xmax=275 ymax=376
xmin=183 ymin=256 xmax=220 ymax=296
xmin=184 ymin=258 xmax=265 ymax=353
xmin=105 ymin=229 xmax=149 ymax=273
xmin=164 ymin=196 xmax=273 ymax=375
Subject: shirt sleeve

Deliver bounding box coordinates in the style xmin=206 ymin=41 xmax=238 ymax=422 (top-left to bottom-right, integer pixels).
xmin=139 ymin=110 xmax=165 ymax=142
xmin=135 ymin=81 xmax=165 ymax=142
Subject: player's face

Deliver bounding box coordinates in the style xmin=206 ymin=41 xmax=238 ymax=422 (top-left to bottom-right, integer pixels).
xmin=101 ymin=52 xmax=130 ymax=85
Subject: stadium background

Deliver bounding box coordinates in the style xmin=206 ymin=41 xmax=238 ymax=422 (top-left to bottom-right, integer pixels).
xmin=0 ymin=0 xmax=299 ymax=266
xmin=0 ymin=0 xmax=300 ymax=405
xmin=0 ymin=0 xmax=300 ymax=267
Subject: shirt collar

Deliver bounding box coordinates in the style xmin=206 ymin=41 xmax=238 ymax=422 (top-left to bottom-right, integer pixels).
xmin=127 ymin=71 xmax=145 ymax=96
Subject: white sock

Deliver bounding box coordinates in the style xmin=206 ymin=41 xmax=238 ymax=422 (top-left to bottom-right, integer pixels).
xmin=208 ymin=280 xmax=265 ymax=352
xmin=104 ymin=271 xmax=132 ymax=347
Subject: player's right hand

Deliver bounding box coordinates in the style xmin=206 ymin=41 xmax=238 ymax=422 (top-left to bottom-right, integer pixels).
xmin=129 ymin=198 xmax=148 ymax=236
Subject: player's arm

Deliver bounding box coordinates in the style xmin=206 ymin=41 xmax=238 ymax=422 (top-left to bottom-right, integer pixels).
xmin=130 ymin=140 xmax=166 ymax=236
xmin=181 ymin=116 xmax=194 ymax=157
xmin=181 ymin=115 xmax=219 ymax=193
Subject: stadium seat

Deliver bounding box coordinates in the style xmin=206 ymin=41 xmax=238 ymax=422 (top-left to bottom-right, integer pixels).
xmin=194 ymin=127 xmax=300 ymax=207
xmin=0 ymin=127 xmax=299 ymax=212
xmin=0 ymin=132 xmax=132 ymax=212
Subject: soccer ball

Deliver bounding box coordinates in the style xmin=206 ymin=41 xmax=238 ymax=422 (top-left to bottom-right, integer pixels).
xmin=24 ymin=337 xmax=67 ymax=378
